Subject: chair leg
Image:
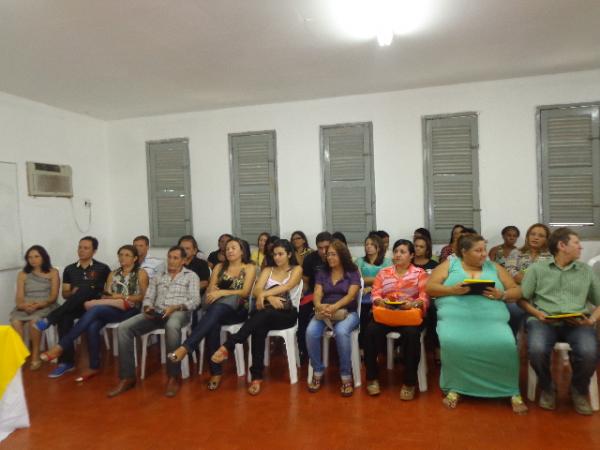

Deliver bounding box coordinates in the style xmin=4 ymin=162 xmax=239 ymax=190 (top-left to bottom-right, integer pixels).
xmin=198 ymin=339 xmax=205 ymax=375
xmin=307 ymin=360 xmax=314 ymax=383
xmin=247 ymin=337 xmax=253 ymax=383
xmin=264 ymin=336 xmax=271 ymax=367
xmin=527 ymin=363 xmax=537 ymax=402
xmin=234 ymin=343 xmax=245 ymax=377
xmin=323 ymin=335 xmax=330 ymax=368
xmin=112 ymin=328 xmax=119 ymax=357
xmin=417 ymin=331 xmax=428 ymax=392
xmin=103 ymin=328 xmax=110 ymax=351
xmin=386 ymin=336 xmax=394 ymax=370
xmin=140 ymin=335 xmax=149 ymax=380
xmin=181 ymin=331 xmax=190 ymax=379
xmin=351 ymin=331 xmax=361 ymax=388
xmin=284 ymin=333 xmax=298 ymax=384
xmin=590 ymin=371 xmax=599 ymax=411
xmin=160 ymin=335 xmax=166 ymax=364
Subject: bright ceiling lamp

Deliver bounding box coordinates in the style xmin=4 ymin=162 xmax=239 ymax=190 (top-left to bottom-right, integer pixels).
xmin=329 ymin=0 xmax=431 ymax=46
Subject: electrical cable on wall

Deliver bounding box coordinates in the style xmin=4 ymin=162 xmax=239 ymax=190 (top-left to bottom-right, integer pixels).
xmin=69 ymin=197 xmax=92 ymax=233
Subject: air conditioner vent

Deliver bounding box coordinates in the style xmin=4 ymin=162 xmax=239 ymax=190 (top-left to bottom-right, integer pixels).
xmin=26 ymin=161 xmax=73 ymax=197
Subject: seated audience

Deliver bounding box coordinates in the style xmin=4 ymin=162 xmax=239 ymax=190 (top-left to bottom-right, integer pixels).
xmin=306 ymin=240 xmax=361 ymax=397
xmin=167 ymin=238 xmax=256 ymax=391
xmin=211 ymin=239 xmax=303 ymax=395
xmin=207 ymin=233 xmax=233 ymax=269
xmin=177 ymin=235 xmax=210 ymax=294
xmin=250 ymin=232 xmax=270 ymax=268
xmin=133 ymin=235 xmax=165 ymax=279
xmin=41 ymin=245 xmax=148 ymax=382
xmin=426 ymin=234 xmax=527 ymax=414
xmin=519 ymin=228 xmax=600 ymax=415
xmin=261 ymin=235 xmax=280 ymax=269
xmin=107 ymin=246 xmax=200 ymax=398
xmin=355 ymin=234 xmax=392 ymax=348
xmin=413 ymin=236 xmax=441 ymax=363
xmin=504 ymin=223 xmax=552 ymax=335
xmin=35 ymin=236 xmax=110 ymax=378
xmin=488 ymin=226 xmax=520 ymax=267
xmin=10 ymin=245 xmax=59 ymax=370
xmin=300 ymin=231 xmax=333 ymax=362
xmin=439 ymin=224 xmax=465 ymax=263
xmin=290 ymin=230 xmax=313 ymax=266
xmin=376 ymin=230 xmax=391 ymax=258
xmin=364 ymin=239 xmax=429 ymax=399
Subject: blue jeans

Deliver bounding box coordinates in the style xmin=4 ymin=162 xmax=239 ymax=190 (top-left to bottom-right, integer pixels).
xmin=306 ymin=312 xmax=359 ymax=380
xmin=58 ymin=305 xmax=136 ymax=370
xmin=527 ymin=318 xmax=598 ymax=395
xmin=506 ymin=302 xmax=526 ymax=337
xmin=182 ymin=303 xmax=247 ymax=375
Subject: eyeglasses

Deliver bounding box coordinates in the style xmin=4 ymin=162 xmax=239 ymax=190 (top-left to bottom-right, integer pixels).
xmin=326 ymin=252 xmax=338 ymax=257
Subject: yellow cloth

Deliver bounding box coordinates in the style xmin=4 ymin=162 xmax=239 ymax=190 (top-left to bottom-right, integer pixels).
xmin=0 ymin=325 xmax=30 ymax=399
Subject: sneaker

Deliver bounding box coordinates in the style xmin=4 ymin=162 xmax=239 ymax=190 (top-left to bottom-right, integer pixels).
xmin=571 ymin=391 xmax=593 ymax=416
xmin=35 ymin=318 xmax=49 ymax=331
xmin=366 ymin=380 xmax=381 ymax=396
xmin=538 ymin=390 xmax=556 ymax=410
xmin=48 ymin=363 xmax=75 ymax=378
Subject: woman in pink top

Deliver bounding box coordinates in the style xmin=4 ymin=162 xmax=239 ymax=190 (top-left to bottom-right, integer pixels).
xmin=363 ymin=239 xmax=430 ymax=400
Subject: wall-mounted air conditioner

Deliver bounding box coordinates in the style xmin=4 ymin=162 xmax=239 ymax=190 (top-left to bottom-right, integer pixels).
xmin=26 ymin=162 xmax=73 ymax=197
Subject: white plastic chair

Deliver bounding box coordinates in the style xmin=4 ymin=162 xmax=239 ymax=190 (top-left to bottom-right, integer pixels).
xmin=527 ymin=342 xmax=599 ymax=411
xmin=197 ymin=321 xmax=247 ymax=377
xmin=140 ymin=324 xmax=191 ymax=380
xmin=247 ymin=281 xmax=303 ymax=384
xmin=386 ymin=330 xmax=428 ymax=392
xmin=307 ymin=279 xmax=364 ymax=388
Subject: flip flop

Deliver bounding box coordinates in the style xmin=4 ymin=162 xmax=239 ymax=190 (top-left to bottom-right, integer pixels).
xmin=75 ymin=372 xmax=99 ymax=383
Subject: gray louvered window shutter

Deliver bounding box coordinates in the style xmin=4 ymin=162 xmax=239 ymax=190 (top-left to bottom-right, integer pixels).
xmin=146 ymin=139 xmax=193 ymax=246
xmin=229 ymin=131 xmax=279 ymax=242
xmin=322 ymin=123 xmax=376 ymax=245
xmin=540 ymin=106 xmax=600 ymax=238
xmin=423 ymin=114 xmax=481 ymax=243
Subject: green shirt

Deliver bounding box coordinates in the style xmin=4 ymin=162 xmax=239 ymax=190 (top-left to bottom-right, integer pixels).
xmin=521 ymin=259 xmax=600 ymax=315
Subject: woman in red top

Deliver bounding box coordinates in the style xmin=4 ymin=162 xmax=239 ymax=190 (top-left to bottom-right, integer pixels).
xmin=363 ymin=239 xmax=429 ymax=400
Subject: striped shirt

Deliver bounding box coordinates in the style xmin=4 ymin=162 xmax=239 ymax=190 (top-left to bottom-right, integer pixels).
xmin=520 ymin=259 xmax=600 ymax=315
xmin=142 ymin=267 xmax=200 ymax=312
xmin=371 ymin=265 xmax=430 ymax=312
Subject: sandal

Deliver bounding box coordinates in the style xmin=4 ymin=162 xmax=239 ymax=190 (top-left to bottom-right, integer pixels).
xmin=211 ymin=346 xmax=229 ymax=364
xmin=29 ymin=360 xmax=42 ymax=371
xmin=340 ymin=381 xmax=354 ymax=397
xmin=400 ymin=384 xmax=416 ymax=401
xmin=207 ymin=375 xmax=222 ymax=391
xmin=247 ymin=380 xmax=262 ymax=396
xmin=443 ymin=391 xmax=460 ymax=409
xmin=307 ymin=375 xmax=323 ymax=393
xmin=366 ymin=380 xmax=381 ymax=396
xmin=167 ymin=347 xmax=188 ymax=363
xmin=511 ymin=395 xmax=528 ymax=415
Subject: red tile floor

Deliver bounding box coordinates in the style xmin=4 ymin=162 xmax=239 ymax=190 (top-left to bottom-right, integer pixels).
xmin=3 ymin=340 xmax=600 ymax=450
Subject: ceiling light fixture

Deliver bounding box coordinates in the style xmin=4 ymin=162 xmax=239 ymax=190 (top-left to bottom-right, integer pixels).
xmin=330 ymin=0 xmax=431 ymax=46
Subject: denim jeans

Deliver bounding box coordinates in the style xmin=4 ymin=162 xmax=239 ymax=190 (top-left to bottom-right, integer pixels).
xmin=58 ymin=305 xmax=137 ymax=370
xmin=182 ymin=302 xmax=247 ymax=375
xmin=117 ymin=311 xmax=190 ymax=379
xmin=527 ymin=318 xmax=598 ymax=395
xmin=506 ymin=302 xmax=526 ymax=337
xmin=306 ymin=311 xmax=359 ymax=380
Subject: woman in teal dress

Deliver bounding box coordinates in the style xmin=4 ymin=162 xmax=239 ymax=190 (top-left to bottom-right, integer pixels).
xmin=426 ymin=234 xmax=528 ymax=414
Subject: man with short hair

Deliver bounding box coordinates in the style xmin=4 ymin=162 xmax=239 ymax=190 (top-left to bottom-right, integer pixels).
xmin=133 ymin=235 xmax=165 ymax=279
xmin=177 ymin=235 xmax=210 ymax=293
xmin=108 ymin=246 xmax=200 ymax=398
xmin=298 ymin=231 xmax=333 ymax=362
xmin=519 ymin=227 xmax=600 ymax=415
xmin=36 ymin=236 xmax=110 ymax=378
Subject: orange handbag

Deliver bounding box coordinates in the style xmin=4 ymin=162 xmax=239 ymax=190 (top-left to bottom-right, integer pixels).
xmin=372 ymin=305 xmax=423 ymax=327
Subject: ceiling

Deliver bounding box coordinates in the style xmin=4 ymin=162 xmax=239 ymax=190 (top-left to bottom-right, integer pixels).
xmin=1 ymin=0 xmax=599 ymax=120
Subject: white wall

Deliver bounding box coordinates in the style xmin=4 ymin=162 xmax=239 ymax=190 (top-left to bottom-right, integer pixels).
xmin=0 ymin=92 xmax=112 ymax=324
xmin=107 ymin=69 xmax=600 ymax=260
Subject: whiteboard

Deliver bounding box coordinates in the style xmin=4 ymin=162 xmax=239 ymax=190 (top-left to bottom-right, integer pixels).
xmin=0 ymin=162 xmax=23 ymax=270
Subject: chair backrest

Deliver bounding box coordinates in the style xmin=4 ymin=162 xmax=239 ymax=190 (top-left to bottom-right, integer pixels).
xmin=587 ymin=255 xmax=600 ymax=278
xmin=357 ymin=278 xmax=364 ymax=317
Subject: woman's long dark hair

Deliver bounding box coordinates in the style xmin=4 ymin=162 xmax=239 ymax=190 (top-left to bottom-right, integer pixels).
xmin=414 ymin=236 xmax=433 ymax=259
xmin=265 ymin=239 xmax=298 ymax=268
xmin=363 ymin=235 xmax=385 ymax=266
xmin=290 ymin=230 xmax=310 ymax=250
xmin=23 ymin=245 xmax=52 ymax=273
xmin=325 ymin=239 xmax=358 ymax=273
xmin=448 ymin=224 xmax=465 ymax=244
xmin=117 ymin=244 xmax=140 ymax=271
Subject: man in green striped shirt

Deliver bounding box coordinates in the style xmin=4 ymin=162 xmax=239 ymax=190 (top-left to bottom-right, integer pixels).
xmin=519 ymin=227 xmax=600 ymax=415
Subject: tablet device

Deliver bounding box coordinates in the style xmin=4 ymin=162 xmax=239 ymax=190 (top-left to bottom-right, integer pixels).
xmin=545 ymin=312 xmax=584 ymax=320
xmin=461 ymin=279 xmax=495 ymax=295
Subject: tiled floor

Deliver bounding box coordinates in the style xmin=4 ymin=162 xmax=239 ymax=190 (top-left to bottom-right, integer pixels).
xmin=3 ymin=341 xmax=600 ymax=450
